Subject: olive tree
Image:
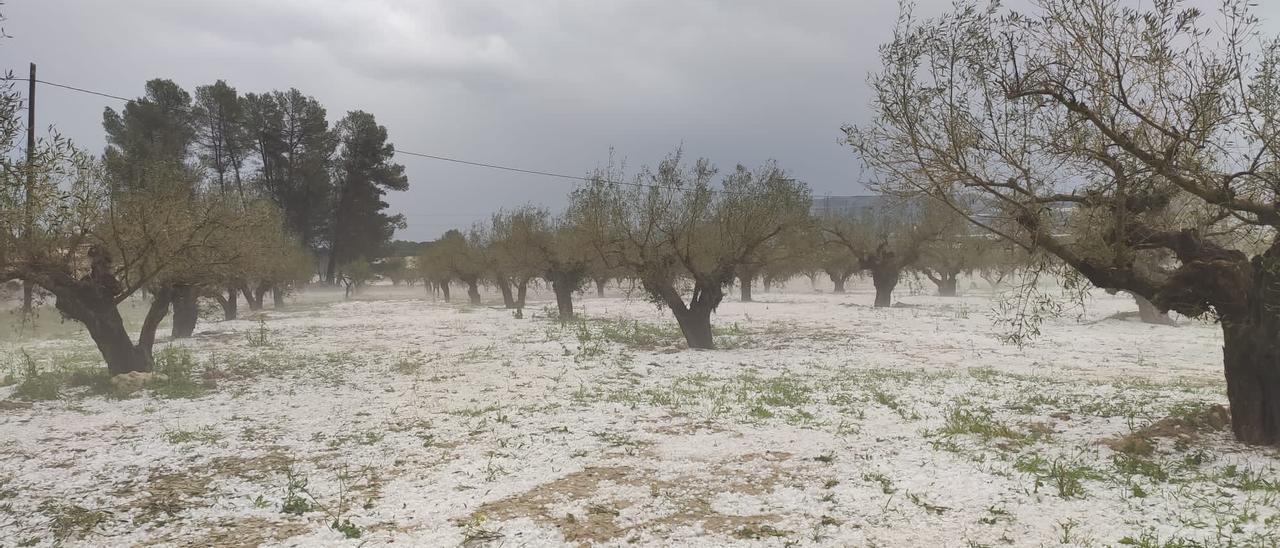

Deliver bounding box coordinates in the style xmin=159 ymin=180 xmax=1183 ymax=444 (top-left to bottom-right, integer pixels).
xmin=823 ymin=197 xmax=944 ymax=307
xmin=2 ymin=150 xmax=239 ymax=374
xmin=415 ymin=241 xmax=454 ymax=301
xmin=812 ymin=230 xmax=860 ymax=293
xmin=848 ymin=0 xmax=1280 ymax=443
xmin=916 ymin=199 xmax=994 ymax=297
xmin=586 ymin=151 xmax=810 ymax=348
xmin=157 ymin=198 xmax=303 ymax=330
xmin=337 ymin=259 xmax=373 ymax=299
xmin=488 ymin=206 xmax=548 ymax=310
xmin=432 ymin=229 xmax=484 ymax=305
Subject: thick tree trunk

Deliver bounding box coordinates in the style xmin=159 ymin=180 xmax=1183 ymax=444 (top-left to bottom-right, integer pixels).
xmin=21 ymin=282 xmax=32 ymax=318
xmin=215 ymin=285 xmax=238 ymax=320
xmin=439 ymin=281 xmax=451 ymax=302
xmin=496 ymin=277 xmax=515 ymax=308
xmin=170 ymin=284 xmax=198 ymax=338
xmin=937 ymin=278 xmax=958 ymax=296
xmin=1134 ymin=294 xmax=1175 ymax=325
xmin=828 ymin=270 xmax=849 ymax=293
xmin=1221 ymin=321 xmax=1280 ymax=444
xmin=674 ymin=305 xmax=715 ymax=349
xmin=552 ymin=279 xmax=575 ymax=319
xmin=136 ymin=288 xmax=173 ymax=366
xmin=763 ymin=278 xmax=773 ymax=292
xmin=36 ymin=247 xmax=160 ymax=375
xmin=272 ymin=286 xmax=285 ymax=308
xmin=253 ymin=283 xmax=270 ymax=309
xmin=871 ymin=267 xmax=899 ymax=308
xmin=924 ymin=269 xmax=959 ymax=297
xmin=936 ymin=275 xmax=958 ymax=297
xmin=241 ymin=283 xmax=264 ymax=311
xmin=54 ymin=287 xmax=167 ymax=375
xmin=466 ymin=279 xmax=481 ymax=305
xmin=595 ymin=277 xmax=607 ymax=298
xmin=738 ymin=274 xmax=753 ymax=302
xmin=84 ymin=300 xmax=153 ymax=375
xmin=515 ymin=279 xmax=528 ymax=309
xmin=324 ymin=251 xmax=337 ymax=285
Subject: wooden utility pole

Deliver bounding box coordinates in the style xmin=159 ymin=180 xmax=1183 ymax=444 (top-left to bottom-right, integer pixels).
xmin=20 ymin=63 xmax=35 ymax=318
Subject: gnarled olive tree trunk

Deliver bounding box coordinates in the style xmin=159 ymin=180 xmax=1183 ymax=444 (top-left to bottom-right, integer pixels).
xmin=170 ymin=283 xmax=198 ymax=338
xmin=1221 ymin=318 xmax=1280 ymax=445
xmin=214 ymin=284 xmax=238 ymax=320
xmin=19 ymin=248 xmax=174 ymax=375
xmin=826 ymin=269 xmax=852 ymax=293
xmin=1075 ymin=234 xmax=1279 ymax=444
xmin=495 ymin=276 xmax=516 ymax=308
xmin=672 ymin=304 xmax=715 ymax=349
xmin=1211 ymin=252 xmax=1280 ymax=445
xmin=241 ymin=282 xmax=271 ymax=311
xmin=594 ymin=277 xmax=608 ymax=298
xmin=463 ymin=277 xmax=481 ymax=305
xmin=547 ymin=265 xmax=587 ymax=320
xmin=55 ymin=288 xmax=161 ymax=375
xmin=515 ymin=277 xmax=529 ymax=309
xmin=646 ymin=278 xmax=724 ymax=350
xmin=552 ymin=281 xmax=575 ymax=319
xmin=924 ymin=269 xmax=959 ymax=297
xmin=737 ymin=265 xmax=762 ymax=302
xmin=870 ymin=266 xmax=900 ymax=308
xmin=738 ymin=273 xmax=754 ymax=302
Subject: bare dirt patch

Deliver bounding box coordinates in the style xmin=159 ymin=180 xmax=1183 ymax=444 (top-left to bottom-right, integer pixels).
xmin=145 ymin=516 xmax=310 ymax=547
xmin=467 ymin=452 xmax=810 ymax=546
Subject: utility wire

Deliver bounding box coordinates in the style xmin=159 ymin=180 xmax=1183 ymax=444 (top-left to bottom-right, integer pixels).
xmin=3 ymin=75 xmax=733 ymax=195
xmin=31 ymin=78 xmax=134 ymax=103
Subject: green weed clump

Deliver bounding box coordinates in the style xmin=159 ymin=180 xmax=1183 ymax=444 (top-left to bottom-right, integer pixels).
xmin=148 ymin=347 xmax=205 ymax=399
xmin=10 ymin=351 xmax=63 ymax=401
xmin=939 ymin=404 xmax=1042 ymax=448
xmin=1016 ymin=454 xmax=1099 ymax=499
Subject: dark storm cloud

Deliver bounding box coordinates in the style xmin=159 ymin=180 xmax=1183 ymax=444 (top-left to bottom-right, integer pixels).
xmin=3 ymin=0 xmax=1277 ymax=239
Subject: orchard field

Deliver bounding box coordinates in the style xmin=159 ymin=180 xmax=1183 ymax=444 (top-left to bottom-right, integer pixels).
xmin=1 ymin=279 xmax=1275 ymax=547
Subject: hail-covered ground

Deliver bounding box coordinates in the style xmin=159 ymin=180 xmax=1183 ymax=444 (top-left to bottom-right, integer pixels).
xmin=0 ymin=278 xmax=1277 ymax=547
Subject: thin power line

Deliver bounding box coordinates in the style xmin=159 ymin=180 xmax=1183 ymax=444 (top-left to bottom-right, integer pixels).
xmin=394 ymin=149 xmax=593 ymax=184
xmin=3 ymin=74 xmax=733 ymax=195
xmin=33 ymin=78 xmax=134 ymax=103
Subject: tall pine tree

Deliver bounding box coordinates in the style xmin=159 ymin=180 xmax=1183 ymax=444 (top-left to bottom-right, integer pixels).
xmin=326 ymin=111 xmax=407 ymax=281
xmin=102 ymin=79 xmax=198 ymax=192
xmin=192 ymin=80 xmax=248 ymax=201
xmin=242 ymin=89 xmax=335 ymax=251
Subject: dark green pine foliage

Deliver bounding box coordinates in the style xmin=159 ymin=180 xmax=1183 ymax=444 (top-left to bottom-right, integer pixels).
xmin=241 ymin=89 xmax=337 ymax=250
xmin=326 ymin=111 xmax=408 ymax=281
xmin=102 ymin=79 xmax=198 ymax=192
xmin=192 ymin=80 xmax=249 ymax=201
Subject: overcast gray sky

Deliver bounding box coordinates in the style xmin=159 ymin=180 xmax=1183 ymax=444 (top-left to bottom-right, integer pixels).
xmin=3 ymin=1 xmax=1278 ymax=240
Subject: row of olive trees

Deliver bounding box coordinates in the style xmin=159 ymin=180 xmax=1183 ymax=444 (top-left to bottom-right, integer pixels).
xmin=416 ymin=150 xmax=812 ymax=349
xmin=413 ymin=193 xmax=617 ymax=315
xmin=412 ymin=149 xmax=1040 ymax=346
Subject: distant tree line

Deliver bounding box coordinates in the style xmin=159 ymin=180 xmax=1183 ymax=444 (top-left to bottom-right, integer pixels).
xmin=409 ymin=147 xmax=1036 ymax=350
